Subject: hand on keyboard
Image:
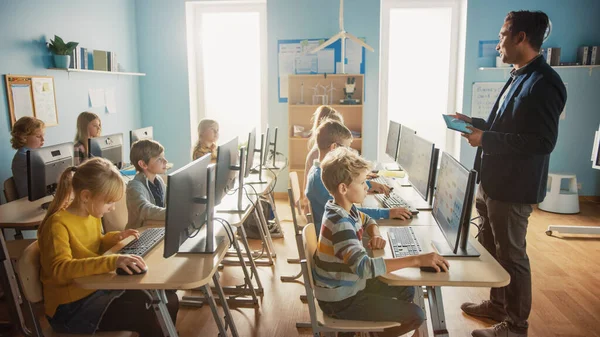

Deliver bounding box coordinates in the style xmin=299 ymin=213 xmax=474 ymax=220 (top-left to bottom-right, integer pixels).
xmin=368 ymin=235 xmax=387 ymax=249
xmin=369 ymin=181 xmax=391 ymax=196
xmin=416 ymin=252 xmax=449 ymax=273
xmin=116 ymin=254 xmax=147 ymax=275
xmin=390 ymin=207 xmax=412 ymax=220
xmin=118 ymin=229 xmax=140 ymax=241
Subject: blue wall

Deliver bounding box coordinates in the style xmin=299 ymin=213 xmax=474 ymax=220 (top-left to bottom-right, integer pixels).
xmin=134 ymin=0 xmax=600 ymax=195
xmin=461 ymin=0 xmax=600 ymax=196
xmin=0 ymin=0 xmax=142 ymax=203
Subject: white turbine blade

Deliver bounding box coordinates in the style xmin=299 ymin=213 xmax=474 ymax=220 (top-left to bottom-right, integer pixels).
xmin=309 ymin=32 xmax=343 ymax=54
xmin=339 ymin=0 xmax=344 ymax=31
xmin=345 ymin=32 xmax=375 ymax=52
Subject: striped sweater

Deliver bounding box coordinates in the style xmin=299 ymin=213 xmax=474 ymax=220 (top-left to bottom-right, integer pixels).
xmin=312 ymin=200 xmax=387 ymax=302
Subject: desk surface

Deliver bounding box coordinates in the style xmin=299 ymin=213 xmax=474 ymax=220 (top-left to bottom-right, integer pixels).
xmin=0 ymin=196 xmax=52 ymax=229
xmin=374 ymin=211 xmax=438 ymax=227
xmin=374 ymin=226 xmax=510 ymax=288
xmin=74 ymin=225 xmax=229 ymax=290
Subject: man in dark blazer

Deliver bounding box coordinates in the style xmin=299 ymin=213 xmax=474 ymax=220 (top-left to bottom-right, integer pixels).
xmin=454 ymin=10 xmax=566 ymax=337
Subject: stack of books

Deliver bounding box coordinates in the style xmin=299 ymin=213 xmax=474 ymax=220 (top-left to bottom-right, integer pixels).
xmin=69 ymin=48 xmax=118 ymax=71
xmin=577 ymin=46 xmax=600 ymax=65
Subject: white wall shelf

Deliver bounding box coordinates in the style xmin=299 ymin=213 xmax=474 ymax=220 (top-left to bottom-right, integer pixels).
xmin=49 ymin=68 xmax=146 ymax=76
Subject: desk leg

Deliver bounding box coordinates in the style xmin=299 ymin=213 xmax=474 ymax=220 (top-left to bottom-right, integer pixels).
xmin=254 ymin=201 xmax=277 ymax=259
xmin=237 ymin=225 xmax=264 ymax=291
xmin=264 ymin=192 xmax=282 ymax=234
xmin=143 ymin=290 xmax=178 ymax=337
xmin=425 ymin=286 xmax=448 ymax=337
xmin=414 ymin=286 xmax=429 ymax=337
xmin=203 ymin=274 xmax=240 ymax=337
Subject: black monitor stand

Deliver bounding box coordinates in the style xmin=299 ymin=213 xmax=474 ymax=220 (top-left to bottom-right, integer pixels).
xmin=248 ymin=134 xmax=267 ymax=184
xmin=218 ymin=147 xmax=253 ymax=214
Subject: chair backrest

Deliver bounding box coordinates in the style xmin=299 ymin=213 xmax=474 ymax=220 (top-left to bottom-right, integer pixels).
xmin=4 ymin=177 xmax=18 ymax=203
xmin=289 ymin=171 xmax=302 ymax=205
xmin=301 ymin=223 xmax=319 ymax=328
xmin=102 ymin=178 xmax=128 ymax=232
xmin=16 ymin=241 xmax=43 ymax=303
xmin=289 ymin=171 xmax=313 ymax=224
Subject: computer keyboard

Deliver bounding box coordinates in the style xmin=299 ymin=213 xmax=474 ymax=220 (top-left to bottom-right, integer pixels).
xmin=117 ymin=228 xmax=165 ymax=257
xmin=374 ymin=193 xmax=419 ymax=215
xmin=371 ymin=176 xmax=395 ymax=186
xmin=387 ymin=227 xmax=423 ymax=258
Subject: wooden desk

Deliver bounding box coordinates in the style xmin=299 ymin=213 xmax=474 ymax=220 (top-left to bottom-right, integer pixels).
xmin=73 ymin=225 xmax=238 ymax=337
xmin=373 ymin=225 xmax=510 ymax=337
xmin=0 ymin=196 xmax=52 ymax=232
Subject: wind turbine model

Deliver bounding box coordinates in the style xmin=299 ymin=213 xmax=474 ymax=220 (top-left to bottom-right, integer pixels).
xmin=309 ymin=0 xmax=374 ymax=74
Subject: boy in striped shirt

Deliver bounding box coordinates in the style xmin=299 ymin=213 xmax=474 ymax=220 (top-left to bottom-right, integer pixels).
xmin=314 ymin=147 xmax=449 ymax=337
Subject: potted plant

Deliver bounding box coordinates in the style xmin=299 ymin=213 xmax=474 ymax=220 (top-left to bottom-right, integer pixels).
xmin=47 ymin=35 xmax=78 ymax=69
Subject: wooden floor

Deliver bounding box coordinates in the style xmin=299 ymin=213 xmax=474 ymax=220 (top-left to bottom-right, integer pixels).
xmin=3 ymin=200 xmax=600 ymax=337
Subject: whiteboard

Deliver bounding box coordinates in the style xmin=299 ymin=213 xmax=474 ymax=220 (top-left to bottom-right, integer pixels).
xmin=471 ymin=82 xmax=504 ymax=119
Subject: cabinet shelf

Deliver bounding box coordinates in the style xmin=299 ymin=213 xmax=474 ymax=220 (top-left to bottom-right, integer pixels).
xmin=49 ymin=68 xmax=146 ymax=76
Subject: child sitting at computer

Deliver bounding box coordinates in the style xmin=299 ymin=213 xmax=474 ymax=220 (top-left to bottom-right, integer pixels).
xmin=301 ymin=106 xmax=389 ymax=213
xmin=192 ymin=118 xmax=219 ymax=161
xmin=10 ymin=116 xmax=45 ymax=199
xmin=126 ymin=139 xmax=168 ymax=229
xmin=38 ymin=157 xmax=178 ymax=336
xmin=73 ymin=112 xmax=102 ymax=166
xmin=305 ymin=120 xmax=413 ymax=235
xmin=314 ymin=147 xmax=448 ymax=337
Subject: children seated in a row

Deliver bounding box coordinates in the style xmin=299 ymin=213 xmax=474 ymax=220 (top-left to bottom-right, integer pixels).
xmin=38 ymin=157 xmax=178 ymax=336
xmin=10 ymin=116 xmax=45 ymax=199
xmin=305 ymin=120 xmax=413 ymax=235
xmin=313 ymin=146 xmax=449 ymax=337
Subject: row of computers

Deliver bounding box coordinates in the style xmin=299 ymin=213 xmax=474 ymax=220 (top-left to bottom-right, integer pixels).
xmin=380 ymin=120 xmax=480 ymax=258
xmin=25 ymin=125 xmax=280 ymax=261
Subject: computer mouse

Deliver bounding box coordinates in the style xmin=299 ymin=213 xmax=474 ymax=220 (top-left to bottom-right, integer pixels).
xmin=420 ymin=266 xmax=446 ymax=273
xmin=116 ymin=266 xmax=148 ymax=276
xmin=372 ymin=169 xmax=379 ymax=174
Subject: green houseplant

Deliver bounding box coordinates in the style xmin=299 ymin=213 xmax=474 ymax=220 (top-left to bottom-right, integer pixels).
xmin=47 ymin=35 xmax=79 ymax=69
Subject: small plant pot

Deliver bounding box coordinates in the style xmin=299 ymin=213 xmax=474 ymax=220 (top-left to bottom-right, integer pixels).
xmin=53 ymin=55 xmax=70 ymax=69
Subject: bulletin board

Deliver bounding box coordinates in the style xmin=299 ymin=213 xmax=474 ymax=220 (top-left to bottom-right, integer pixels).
xmin=277 ymin=37 xmax=366 ymax=103
xmin=5 ymin=75 xmax=59 ymax=127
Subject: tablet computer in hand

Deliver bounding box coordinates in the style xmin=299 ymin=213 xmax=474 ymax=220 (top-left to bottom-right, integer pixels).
xmin=443 ymin=114 xmax=473 ymax=134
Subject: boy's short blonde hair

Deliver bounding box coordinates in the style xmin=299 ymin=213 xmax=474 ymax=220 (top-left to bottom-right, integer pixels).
xmin=11 ymin=117 xmax=45 ymax=149
xmin=315 ymin=120 xmax=352 ymax=151
xmin=130 ymin=139 xmax=165 ymax=171
xmin=321 ymin=147 xmax=371 ymax=195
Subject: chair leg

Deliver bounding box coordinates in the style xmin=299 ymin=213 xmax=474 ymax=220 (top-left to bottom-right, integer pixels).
xmin=280 ymin=270 xmax=303 ymax=282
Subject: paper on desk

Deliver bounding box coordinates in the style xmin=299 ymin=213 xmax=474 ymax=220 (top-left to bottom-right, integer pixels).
xmin=88 ymin=88 xmax=105 ymax=107
xmin=105 ymin=88 xmax=117 ymax=114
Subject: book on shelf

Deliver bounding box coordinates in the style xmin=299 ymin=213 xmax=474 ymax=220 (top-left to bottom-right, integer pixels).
xmin=93 ymin=50 xmax=108 ymax=71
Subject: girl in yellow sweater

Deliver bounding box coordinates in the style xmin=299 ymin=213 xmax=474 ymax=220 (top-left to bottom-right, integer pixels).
xmin=38 ymin=157 xmax=178 ymax=336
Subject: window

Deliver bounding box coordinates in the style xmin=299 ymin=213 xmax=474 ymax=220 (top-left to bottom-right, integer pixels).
xmin=379 ymin=0 xmax=466 ymax=160
xmin=189 ymin=1 xmax=267 ymax=146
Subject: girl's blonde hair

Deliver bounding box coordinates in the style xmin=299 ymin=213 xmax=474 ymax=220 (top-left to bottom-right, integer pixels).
xmin=193 ymin=118 xmax=219 ymax=157
xmin=74 ymin=112 xmax=101 ymax=153
xmin=10 ymin=117 xmax=45 ymax=149
xmin=308 ymin=105 xmax=344 ymax=149
xmin=38 ymin=157 xmax=124 ymax=234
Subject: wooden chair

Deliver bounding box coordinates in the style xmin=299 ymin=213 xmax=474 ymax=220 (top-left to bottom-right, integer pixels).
xmin=16 ymin=241 xmax=136 ymax=337
xmin=3 ymin=177 xmax=18 ymax=203
xmin=301 ymin=223 xmax=400 ymax=336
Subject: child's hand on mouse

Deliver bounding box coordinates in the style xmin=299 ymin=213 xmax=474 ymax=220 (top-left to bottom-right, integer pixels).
xmin=116 ymin=254 xmax=147 ymax=275
xmin=118 ymin=229 xmax=140 ymax=241
xmin=390 ymin=207 xmax=412 ymax=220
xmin=416 ymin=252 xmax=449 ymax=272
xmin=367 ymin=171 xmax=379 ymax=179
xmin=368 ymin=235 xmax=387 ymax=250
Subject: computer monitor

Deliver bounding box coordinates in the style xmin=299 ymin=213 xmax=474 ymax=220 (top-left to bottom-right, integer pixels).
xmin=406 ymin=134 xmax=438 ymax=202
xmin=130 ymin=126 xmax=153 ymax=144
xmin=385 ymin=121 xmax=401 ymax=160
xmin=262 ymin=126 xmax=270 ymax=166
xmin=89 ymin=133 xmax=124 ymax=169
xmin=215 ymin=137 xmax=249 ymax=212
xmin=592 ymin=129 xmax=600 ymax=169
xmin=244 ymin=128 xmax=257 ymax=178
xmin=431 ymin=152 xmax=479 ymax=257
xmin=270 ymin=127 xmax=278 ymax=168
xmin=27 ymin=142 xmax=74 ymax=208
xmin=396 ymin=125 xmax=417 ymax=171
xmin=164 ymin=154 xmax=221 ymax=257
